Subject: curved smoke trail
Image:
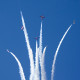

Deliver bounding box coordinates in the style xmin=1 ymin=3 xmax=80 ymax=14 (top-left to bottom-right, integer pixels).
xmin=51 ymin=24 xmax=72 ymax=80
xmin=7 ymin=50 xmax=26 ymax=80
xmin=20 ymin=11 xmax=34 ymax=80
xmin=41 ymin=47 xmax=47 ymax=80
xmin=39 ymin=21 xmax=43 ymax=66
xmin=34 ymin=41 xmax=40 ymax=80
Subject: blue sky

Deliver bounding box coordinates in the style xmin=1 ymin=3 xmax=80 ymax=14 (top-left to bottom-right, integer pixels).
xmin=0 ymin=0 xmax=80 ymax=80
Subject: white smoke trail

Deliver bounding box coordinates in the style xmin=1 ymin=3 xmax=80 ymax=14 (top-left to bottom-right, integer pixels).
xmin=51 ymin=24 xmax=72 ymax=80
xmin=7 ymin=50 xmax=26 ymax=80
xmin=41 ymin=47 xmax=47 ymax=80
xmin=20 ymin=11 xmax=34 ymax=80
xmin=34 ymin=41 xmax=40 ymax=80
xmin=39 ymin=21 xmax=43 ymax=66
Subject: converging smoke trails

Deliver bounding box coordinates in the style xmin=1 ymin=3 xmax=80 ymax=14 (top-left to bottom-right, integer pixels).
xmin=7 ymin=50 xmax=26 ymax=80
xmin=41 ymin=47 xmax=47 ymax=80
xmin=39 ymin=21 xmax=43 ymax=66
xmin=21 ymin=11 xmax=34 ymax=80
xmin=34 ymin=41 xmax=40 ymax=80
xmin=51 ymin=24 xmax=72 ymax=80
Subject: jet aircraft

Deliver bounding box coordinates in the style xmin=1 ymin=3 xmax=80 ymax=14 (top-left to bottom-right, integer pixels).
xmin=73 ymin=20 xmax=75 ymax=24
xmin=7 ymin=49 xmax=9 ymax=53
xmin=40 ymin=16 xmax=45 ymax=20
xmin=34 ymin=37 xmax=39 ymax=40
xmin=21 ymin=26 xmax=24 ymax=30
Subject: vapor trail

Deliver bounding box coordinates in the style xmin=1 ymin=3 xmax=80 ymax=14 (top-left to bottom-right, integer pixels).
xmin=7 ymin=50 xmax=26 ymax=80
xmin=34 ymin=41 xmax=40 ymax=80
xmin=21 ymin=11 xmax=34 ymax=80
xmin=51 ymin=24 xmax=72 ymax=80
xmin=39 ymin=21 xmax=43 ymax=66
xmin=41 ymin=47 xmax=47 ymax=80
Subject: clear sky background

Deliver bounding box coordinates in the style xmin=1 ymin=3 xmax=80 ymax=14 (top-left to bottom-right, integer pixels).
xmin=0 ymin=0 xmax=80 ymax=80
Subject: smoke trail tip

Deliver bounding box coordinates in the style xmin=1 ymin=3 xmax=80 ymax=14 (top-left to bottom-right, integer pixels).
xmin=46 ymin=46 xmax=48 ymax=48
xmin=42 ymin=46 xmax=47 ymax=57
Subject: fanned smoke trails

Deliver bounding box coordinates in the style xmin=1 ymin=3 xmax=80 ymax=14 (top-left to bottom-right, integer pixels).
xmin=7 ymin=50 xmax=26 ymax=80
xmin=41 ymin=47 xmax=47 ymax=80
xmin=20 ymin=12 xmax=34 ymax=80
xmin=6 ymin=12 xmax=72 ymax=80
xmin=34 ymin=41 xmax=40 ymax=80
xmin=51 ymin=24 xmax=72 ymax=80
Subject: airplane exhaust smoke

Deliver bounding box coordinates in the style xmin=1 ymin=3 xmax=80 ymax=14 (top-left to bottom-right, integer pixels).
xmin=41 ymin=47 xmax=47 ymax=80
xmin=34 ymin=41 xmax=40 ymax=80
xmin=20 ymin=11 xmax=34 ymax=80
xmin=51 ymin=24 xmax=72 ymax=80
xmin=7 ymin=50 xmax=26 ymax=80
xmin=5 ymin=12 xmax=73 ymax=80
xmin=39 ymin=22 xmax=43 ymax=66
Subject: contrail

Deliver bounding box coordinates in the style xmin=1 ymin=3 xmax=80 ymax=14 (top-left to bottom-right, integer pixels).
xmin=41 ymin=47 xmax=47 ymax=80
xmin=20 ymin=11 xmax=34 ymax=80
xmin=51 ymin=24 xmax=72 ymax=80
xmin=7 ymin=50 xmax=26 ymax=80
xmin=34 ymin=41 xmax=40 ymax=80
xmin=39 ymin=21 xmax=43 ymax=66
xmin=39 ymin=21 xmax=47 ymax=80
